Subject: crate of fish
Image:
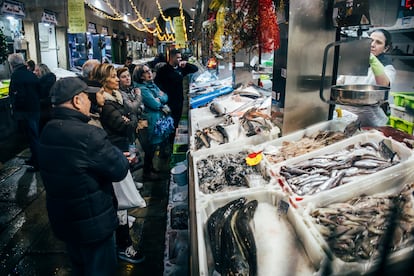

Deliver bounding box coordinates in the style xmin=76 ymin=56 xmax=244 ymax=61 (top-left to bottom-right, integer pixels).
xmin=255 ymin=119 xmax=361 ymax=172
xmin=190 ymin=96 xmax=280 ymax=152
xmin=299 ymin=169 xmax=414 ymax=275
xmin=195 ymin=189 xmax=327 ymax=276
xmin=269 ymin=130 xmax=414 ymax=203
xmin=191 ymin=146 xmax=276 ymax=200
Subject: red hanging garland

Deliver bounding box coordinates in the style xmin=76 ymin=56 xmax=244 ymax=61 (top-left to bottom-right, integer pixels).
xmin=258 ymin=0 xmax=280 ymax=53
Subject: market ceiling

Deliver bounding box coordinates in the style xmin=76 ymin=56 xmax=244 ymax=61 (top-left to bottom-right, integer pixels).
xmin=89 ymin=0 xmax=198 ymax=20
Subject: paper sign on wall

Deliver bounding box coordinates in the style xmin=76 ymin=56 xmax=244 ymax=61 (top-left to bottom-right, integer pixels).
xmin=68 ymin=0 xmax=86 ymax=33
xmin=173 ymin=16 xmax=186 ymax=49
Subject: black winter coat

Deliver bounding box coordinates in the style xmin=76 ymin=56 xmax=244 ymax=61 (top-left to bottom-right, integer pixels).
xmin=39 ymin=107 xmax=129 ymax=244
xmin=100 ymin=97 xmax=137 ymax=152
xmin=154 ymin=62 xmax=198 ymax=128
xmin=9 ymin=64 xmax=41 ymax=113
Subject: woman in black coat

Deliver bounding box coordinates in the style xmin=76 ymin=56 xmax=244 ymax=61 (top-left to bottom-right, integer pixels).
xmin=34 ymin=63 xmax=56 ymax=132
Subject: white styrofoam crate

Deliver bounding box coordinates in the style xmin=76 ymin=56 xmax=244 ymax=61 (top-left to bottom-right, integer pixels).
xmin=299 ymin=169 xmax=414 ymax=275
xmin=269 ymin=130 xmax=414 ymax=203
xmin=190 ymin=146 xmax=279 ymax=200
xmin=195 ymin=189 xmax=326 ymax=276
xmin=255 ymin=118 xmax=361 ymax=173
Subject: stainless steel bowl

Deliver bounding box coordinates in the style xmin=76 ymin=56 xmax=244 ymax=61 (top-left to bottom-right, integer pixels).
xmin=330 ymin=84 xmax=389 ymax=106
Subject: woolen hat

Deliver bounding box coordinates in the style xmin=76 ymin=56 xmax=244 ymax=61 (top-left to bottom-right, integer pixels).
xmin=51 ymin=77 xmax=100 ymax=105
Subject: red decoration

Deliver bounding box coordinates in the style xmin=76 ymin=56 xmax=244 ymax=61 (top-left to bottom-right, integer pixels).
xmin=258 ymin=0 xmax=280 ymax=52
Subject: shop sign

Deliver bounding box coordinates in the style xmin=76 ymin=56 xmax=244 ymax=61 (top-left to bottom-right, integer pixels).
xmin=0 ymin=0 xmax=25 ymax=18
xmin=101 ymin=26 xmax=108 ymax=36
xmin=68 ymin=0 xmax=86 ymax=33
xmin=87 ymin=22 xmax=97 ymax=34
xmin=41 ymin=9 xmax=57 ymax=25
xmin=173 ymin=16 xmax=186 ymax=49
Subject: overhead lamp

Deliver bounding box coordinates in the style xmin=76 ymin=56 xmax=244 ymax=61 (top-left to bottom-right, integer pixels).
xmin=190 ymin=19 xmax=194 ymax=22
xmin=190 ymin=7 xmax=196 ymax=11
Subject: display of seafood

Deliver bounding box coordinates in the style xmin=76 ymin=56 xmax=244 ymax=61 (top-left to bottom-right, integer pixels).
xmin=206 ymin=197 xmax=314 ymax=275
xmin=279 ymin=140 xmax=400 ymax=196
xmin=264 ymin=120 xmax=360 ymax=164
xmin=309 ymin=183 xmax=414 ymax=263
xmin=196 ymin=151 xmax=265 ymax=194
xmin=194 ymin=125 xmax=229 ymax=150
xmin=239 ymin=107 xmax=273 ymax=137
xmin=207 ymin=197 xmax=257 ymax=275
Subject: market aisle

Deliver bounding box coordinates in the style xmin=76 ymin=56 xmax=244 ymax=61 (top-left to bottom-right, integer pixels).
xmin=0 ymin=147 xmax=171 ymax=275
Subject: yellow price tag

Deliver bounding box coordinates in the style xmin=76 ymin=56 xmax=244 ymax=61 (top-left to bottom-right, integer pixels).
xmin=246 ymin=151 xmax=263 ymax=166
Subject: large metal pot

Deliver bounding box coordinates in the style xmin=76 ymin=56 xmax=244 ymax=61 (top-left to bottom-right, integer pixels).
xmin=329 ymin=84 xmax=389 ymax=106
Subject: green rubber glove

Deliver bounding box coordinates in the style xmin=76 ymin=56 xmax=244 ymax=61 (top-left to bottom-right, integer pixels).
xmin=369 ymin=53 xmax=385 ymax=77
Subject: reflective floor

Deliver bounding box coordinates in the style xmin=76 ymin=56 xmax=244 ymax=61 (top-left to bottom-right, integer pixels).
xmin=0 ymin=145 xmax=171 ymax=276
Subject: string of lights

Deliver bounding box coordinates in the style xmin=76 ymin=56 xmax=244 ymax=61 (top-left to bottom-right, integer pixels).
xmin=86 ymin=0 xmax=188 ymax=43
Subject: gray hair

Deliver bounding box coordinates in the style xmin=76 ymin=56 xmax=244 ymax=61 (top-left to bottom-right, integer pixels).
xmin=82 ymin=59 xmax=100 ymax=78
xmin=36 ymin=63 xmax=51 ymax=77
xmin=8 ymin=53 xmax=25 ymax=69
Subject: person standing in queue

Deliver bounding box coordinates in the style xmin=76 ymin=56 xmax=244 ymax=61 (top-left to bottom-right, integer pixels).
xmin=8 ymin=53 xmax=41 ymax=172
xmin=133 ymin=64 xmax=169 ymax=180
xmin=337 ymin=29 xmax=396 ymax=127
xmin=34 ymin=63 xmax=56 ymax=132
xmin=38 ymin=77 xmax=129 ymax=276
xmin=154 ymin=49 xmax=198 ymax=143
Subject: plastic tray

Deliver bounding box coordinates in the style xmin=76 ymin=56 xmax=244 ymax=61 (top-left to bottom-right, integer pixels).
xmin=389 ymin=115 xmax=414 ymax=135
xmin=390 ymin=92 xmax=414 ymax=109
xmin=390 ymin=104 xmax=414 ymax=123
xmin=256 ymin=119 xmax=360 ymax=176
xmin=269 ymin=130 xmax=414 ymax=203
xmin=195 ymin=189 xmax=325 ymax=276
xmin=299 ymin=170 xmax=414 ymax=275
xmin=191 ymin=146 xmax=277 ymax=200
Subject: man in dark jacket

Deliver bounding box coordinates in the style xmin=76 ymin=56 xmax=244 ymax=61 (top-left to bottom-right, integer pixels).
xmin=38 ymin=77 xmax=129 ymax=276
xmin=154 ymin=49 xmax=198 ymax=131
xmin=8 ymin=53 xmax=41 ymax=171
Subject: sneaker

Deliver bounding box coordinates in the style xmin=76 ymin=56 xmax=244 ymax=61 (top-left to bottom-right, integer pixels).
xmin=134 ymin=181 xmax=144 ymax=189
xmin=118 ymin=245 xmax=145 ymax=264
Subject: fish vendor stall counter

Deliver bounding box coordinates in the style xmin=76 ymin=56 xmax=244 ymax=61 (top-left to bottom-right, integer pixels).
xmin=186 ymin=104 xmax=414 ymax=275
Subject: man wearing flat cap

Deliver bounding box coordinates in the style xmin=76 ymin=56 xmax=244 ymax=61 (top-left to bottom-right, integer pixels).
xmin=38 ymin=77 xmax=129 ymax=275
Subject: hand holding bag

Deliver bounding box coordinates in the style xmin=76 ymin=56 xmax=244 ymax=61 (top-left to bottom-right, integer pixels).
xmin=113 ymin=170 xmax=146 ymax=210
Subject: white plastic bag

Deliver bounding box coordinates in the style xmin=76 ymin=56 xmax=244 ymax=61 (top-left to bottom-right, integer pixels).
xmin=113 ymin=170 xmax=146 ymax=210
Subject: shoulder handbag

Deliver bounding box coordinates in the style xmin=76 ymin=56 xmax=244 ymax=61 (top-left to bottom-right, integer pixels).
xmin=154 ymin=114 xmax=175 ymax=138
xmin=113 ymin=170 xmax=146 ymax=210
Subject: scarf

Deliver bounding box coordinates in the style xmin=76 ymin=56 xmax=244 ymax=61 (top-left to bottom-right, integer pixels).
xmin=104 ymin=89 xmax=123 ymax=105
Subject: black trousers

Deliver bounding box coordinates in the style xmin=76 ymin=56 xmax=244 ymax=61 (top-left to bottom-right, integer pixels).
xmin=66 ymin=233 xmax=117 ymax=276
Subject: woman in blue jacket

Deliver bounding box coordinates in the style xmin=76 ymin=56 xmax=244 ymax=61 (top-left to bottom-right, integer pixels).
xmin=133 ymin=64 xmax=171 ymax=180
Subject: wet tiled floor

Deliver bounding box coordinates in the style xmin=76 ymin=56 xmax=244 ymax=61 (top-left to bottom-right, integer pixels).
xmin=0 ymin=147 xmax=171 ymax=275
